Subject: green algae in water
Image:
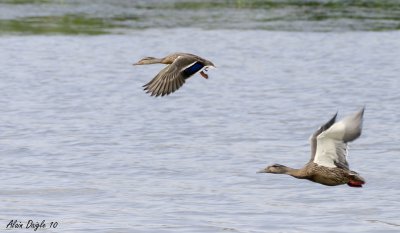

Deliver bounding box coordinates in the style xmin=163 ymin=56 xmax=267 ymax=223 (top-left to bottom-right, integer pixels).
xmin=1 ymin=0 xmax=51 ymax=4
xmin=0 ymin=15 xmax=120 ymax=35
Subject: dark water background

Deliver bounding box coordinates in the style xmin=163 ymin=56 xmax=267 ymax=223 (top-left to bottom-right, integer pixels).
xmin=1 ymin=0 xmax=400 ymax=34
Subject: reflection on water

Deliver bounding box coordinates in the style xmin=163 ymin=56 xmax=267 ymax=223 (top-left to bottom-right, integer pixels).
xmin=0 ymin=0 xmax=400 ymax=34
xmin=0 ymin=28 xmax=399 ymax=232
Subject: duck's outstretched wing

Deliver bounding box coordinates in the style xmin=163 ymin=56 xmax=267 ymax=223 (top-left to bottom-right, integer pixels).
xmin=309 ymin=112 xmax=337 ymax=162
xmin=143 ymin=55 xmax=206 ymax=97
xmin=313 ymin=108 xmax=365 ymax=169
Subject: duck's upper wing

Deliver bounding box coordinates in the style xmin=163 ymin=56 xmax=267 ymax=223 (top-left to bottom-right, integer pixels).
xmin=309 ymin=112 xmax=337 ymax=162
xmin=313 ymin=108 xmax=365 ymax=169
xmin=143 ymin=55 xmax=206 ymax=97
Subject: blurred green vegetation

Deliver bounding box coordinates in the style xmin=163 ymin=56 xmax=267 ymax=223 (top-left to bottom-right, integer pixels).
xmin=1 ymin=0 xmax=51 ymax=4
xmin=0 ymin=15 xmax=122 ymax=35
xmin=172 ymin=0 xmax=400 ymax=9
xmin=0 ymin=0 xmax=400 ymax=34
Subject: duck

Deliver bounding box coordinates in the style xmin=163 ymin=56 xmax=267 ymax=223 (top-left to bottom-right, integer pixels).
xmin=258 ymin=107 xmax=366 ymax=187
xmin=133 ymin=53 xmax=215 ymax=97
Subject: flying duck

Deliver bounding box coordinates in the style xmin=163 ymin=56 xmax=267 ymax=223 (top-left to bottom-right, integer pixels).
xmin=258 ymin=107 xmax=366 ymax=187
xmin=133 ymin=53 xmax=215 ymax=97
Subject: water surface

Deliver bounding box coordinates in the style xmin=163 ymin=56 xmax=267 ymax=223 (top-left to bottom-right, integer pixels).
xmin=0 ymin=29 xmax=399 ymax=232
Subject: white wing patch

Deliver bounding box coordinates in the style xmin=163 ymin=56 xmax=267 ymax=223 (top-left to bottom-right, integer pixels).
xmin=180 ymin=61 xmax=197 ymax=72
xmin=323 ymin=121 xmax=346 ymax=140
xmin=312 ymin=108 xmax=364 ymax=169
xmin=313 ymin=121 xmax=347 ymax=168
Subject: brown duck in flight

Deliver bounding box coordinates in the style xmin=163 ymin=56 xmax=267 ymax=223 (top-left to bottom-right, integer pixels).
xmin=134 ymin=53 xmax=215 ymax=97
xmin=258 ymin=107 xmax=366 ymax=187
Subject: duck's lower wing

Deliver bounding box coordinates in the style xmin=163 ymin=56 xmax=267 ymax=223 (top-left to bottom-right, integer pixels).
xmin=143 ymin=56 xmax=205 ymax=97
xmin=143 ymin=64 xmax=185 ymax=97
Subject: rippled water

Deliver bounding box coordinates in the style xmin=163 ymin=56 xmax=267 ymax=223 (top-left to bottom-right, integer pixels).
xmin=0 ymin=29 xmax=399 ymax=232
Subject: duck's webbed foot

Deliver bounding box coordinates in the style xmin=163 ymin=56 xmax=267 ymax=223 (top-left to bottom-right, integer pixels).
xmin=200 ymin=71 xmax=209 ymax=79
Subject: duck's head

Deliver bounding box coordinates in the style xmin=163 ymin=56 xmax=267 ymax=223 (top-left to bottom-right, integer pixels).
xmin=133 ymin=57 xmax=161 ymax=65
xmin=257 ymin=164 xmax=288 ymax=174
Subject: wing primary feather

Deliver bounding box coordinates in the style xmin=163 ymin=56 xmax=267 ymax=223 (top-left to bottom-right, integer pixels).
xmin=151 ymin=80 xmax=162 ymax=96
xmin=158 ymin=78 xmax=168 ymax=96
xmin=167 ymin=80 xmax=173 ymax=95
xmin=174 ymin=80 xmax=182 ymax=91
xmin=163 ymin=81 xmax=170 ymax=96
xmin=178 ymin=79 xmax=183 ymax=92
xmin=151 ymin=79 xmax=163 ymax=97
